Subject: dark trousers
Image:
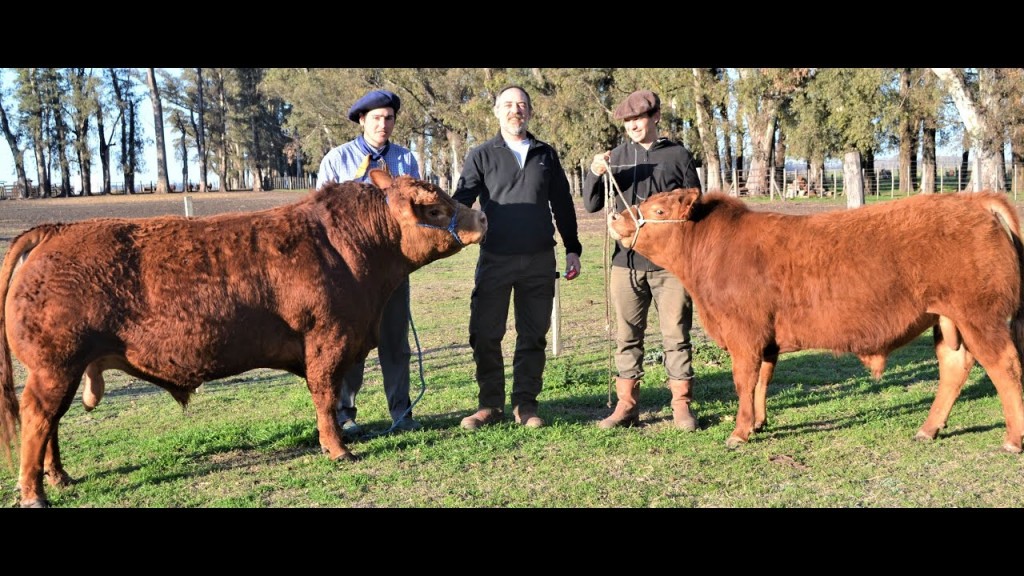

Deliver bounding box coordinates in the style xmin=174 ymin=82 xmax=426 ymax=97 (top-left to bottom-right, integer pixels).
xmin=338 ymin=277 xmax=412 ymax=423
xmin=469 ymin=249 xmax=556 ymax=413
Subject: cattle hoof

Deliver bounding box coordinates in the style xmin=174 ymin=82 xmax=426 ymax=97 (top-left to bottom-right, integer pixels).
xmin=725 ymin=436 xmax=746 ymax=450
xmin=913 ymin=429 xmax=936 ymax=442
xmin=45 ymin=470 xmax=73 ymax=488
xmin=1001 ymin=441 xmax=1023 ymax=454
xmin=20 ymin=498 xmax=49 ymax=508
xmin=333 ymin=451 xmax=358 ymax=463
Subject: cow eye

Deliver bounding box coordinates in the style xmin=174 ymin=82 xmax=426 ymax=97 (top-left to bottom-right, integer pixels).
xmin=428 ymin=207 xmax=444 ymax=218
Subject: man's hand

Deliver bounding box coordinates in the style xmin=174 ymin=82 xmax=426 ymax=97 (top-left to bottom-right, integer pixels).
xmin=590 ymin=152 xmax=611 ymax=176
xmin=564 ymin=253 xmax=582 ymax=280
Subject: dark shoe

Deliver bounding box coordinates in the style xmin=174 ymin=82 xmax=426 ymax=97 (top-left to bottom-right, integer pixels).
xmin=392 ymin=416 xmax=422 ymax=433
xmin=340 ymin=418 xmax=363 ymax=439
xmin=460 ymin=408 xmax=504 ymax=430
xmin=513 ymin=406 xmax=544 ymax=428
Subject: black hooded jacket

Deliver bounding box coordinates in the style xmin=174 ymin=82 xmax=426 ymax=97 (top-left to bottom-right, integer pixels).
xmin=583 ymin=137 xmax=701 ymax=271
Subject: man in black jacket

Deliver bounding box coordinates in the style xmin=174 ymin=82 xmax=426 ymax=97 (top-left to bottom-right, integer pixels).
xmin=454 ymin=85 xmax=583 ymax=430
xmin=583 ymin=89 xmax=702 ymax=431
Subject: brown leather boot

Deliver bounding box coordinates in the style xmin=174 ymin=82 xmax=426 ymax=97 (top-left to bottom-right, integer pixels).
xmin=513 ymin=405 xmax=544 ymax=428
xmin=460 ymin=407 xmax=504 ymax=430
xmin=668 ymin=378 xmax=699 ymax=431
xmin=598 ymin=378 xmax=640 ymax=429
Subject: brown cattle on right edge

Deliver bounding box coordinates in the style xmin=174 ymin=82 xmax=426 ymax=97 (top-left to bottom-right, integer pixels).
xmin=608 ymin=188 xmax=1024 ymax=453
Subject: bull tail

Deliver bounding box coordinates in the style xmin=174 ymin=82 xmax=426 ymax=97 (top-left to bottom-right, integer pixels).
xmin=989 ymin=196 xmax=1024 ymax=378
xmin=0 ymin=225 xmax=57 ymax=469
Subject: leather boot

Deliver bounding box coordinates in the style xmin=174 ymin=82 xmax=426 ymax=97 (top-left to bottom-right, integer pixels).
xmin=668 ymin=378 xmax=699 ymax=431
xmin=598 ymin=378 xmax=640 ymax=429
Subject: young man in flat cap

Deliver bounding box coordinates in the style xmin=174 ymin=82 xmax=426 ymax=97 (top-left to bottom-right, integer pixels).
xmin=582 ymin=89 xmax=703 ymax=431
xmin=315 ymin=89 xmax=421 ymax=437
xmin=454 ymin=85 xmax=583 ymax=430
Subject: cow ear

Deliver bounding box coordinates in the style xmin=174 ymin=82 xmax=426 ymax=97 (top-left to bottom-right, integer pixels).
xmin=681 ymin=188 xmax=701 ymax=219
xmin=369 ymin=169 xmax=393 ymax=189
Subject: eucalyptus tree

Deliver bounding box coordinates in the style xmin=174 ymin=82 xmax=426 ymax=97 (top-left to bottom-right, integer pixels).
xmin=106 ymin=68 xmax=144 ymax=193
xmin=160 ymin=68 xmax=207 ymax=191
xmin=206 ymin=68 xmax=231 ymax=190
xmin=691 ymin=68 xmax=726 ymax=191
xmin=382 ymin=67 xmax=485 ymax=188
xmin=932 ymin=68 xmax=1010 ymax=191
xmin=146 ymin=68 xmax=171 ymax=193
xmin=261 ymin=68 xmax=376 ymax=185
xmin=194 ymin=68 xmax=209 ymax=192
xmin=527 ymin=68 xmax=619 ymax=191
xmin=65 ymin=68 xmax=99 ymax=195
xmin=784 ymin=70 xmax=837 ymax=195
xmin=811 ymin=68 xmax=887 ymax=208
xmin=0 ymin=75 xmax=30 ymax=197
xmin=734 ymin=68 xmax=811 ymax=196
xmin=93 ymin=75 xmax=118 ymax=194
xmin=16 ymin=68 xmax=54 ymax=197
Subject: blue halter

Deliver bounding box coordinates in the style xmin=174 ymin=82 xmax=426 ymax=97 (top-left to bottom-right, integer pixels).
xmin=385 ymin=194 xmax=464 ymax=245
xmin=416 ymin=208 xmax=463 ymax=246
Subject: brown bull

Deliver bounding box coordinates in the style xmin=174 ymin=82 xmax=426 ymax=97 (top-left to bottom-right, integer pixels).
xmin=0 ymin=169 xmax=487 ymax=508
xmin=608 ymin=188 xmax=1024 ymax=453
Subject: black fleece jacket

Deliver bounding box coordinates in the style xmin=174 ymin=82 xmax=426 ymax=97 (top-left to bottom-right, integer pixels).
xmin=582 ymin=137 xmax=700 ymax=271
xmin=454 ymin=131 xmax=583 ymax=257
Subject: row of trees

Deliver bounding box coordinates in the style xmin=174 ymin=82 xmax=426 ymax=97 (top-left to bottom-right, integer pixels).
xmin=1 ymin=68 xmax=1022 ymax=207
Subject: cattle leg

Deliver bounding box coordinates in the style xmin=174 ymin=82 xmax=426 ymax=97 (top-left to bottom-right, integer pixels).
xmin=956 ymin=326 xmax=1024 ymax=453
xmin=17 ymin=369 xmax=79 ymax=508
xmin=916 ymin=324 xmax=975 ymax=442
xmin=753 ymin=353 xmax=777 ymax=432
xmin=727 ymin=352 xmax=762 ymax=449
xmin=305 ymin=372 xmax=355 ymax=462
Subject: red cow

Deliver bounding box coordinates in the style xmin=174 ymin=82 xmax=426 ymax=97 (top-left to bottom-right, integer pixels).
xmin=608 ymin=188 xmax=1024 ymax=453
xmin=0 ymin=170 xmax=487 ymax=508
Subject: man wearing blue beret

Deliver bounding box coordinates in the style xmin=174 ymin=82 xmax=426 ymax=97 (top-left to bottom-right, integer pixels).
xmin=315 ymin=89 xmax=421 ymax=437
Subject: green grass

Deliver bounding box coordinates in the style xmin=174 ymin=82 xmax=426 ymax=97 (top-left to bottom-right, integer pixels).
xmin=3 ymin=204 xmax=1024 ymax=508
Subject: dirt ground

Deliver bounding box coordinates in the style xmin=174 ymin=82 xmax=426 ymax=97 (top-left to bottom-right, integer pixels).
xmin=0 ymin=190 xmax=309 ymax=243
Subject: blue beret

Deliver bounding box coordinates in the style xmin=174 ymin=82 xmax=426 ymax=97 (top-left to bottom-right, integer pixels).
xmin=348 ymin=90 xmax=401 ymax=123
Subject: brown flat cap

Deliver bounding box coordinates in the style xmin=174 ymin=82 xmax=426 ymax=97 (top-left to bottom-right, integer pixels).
xmin=613 ymin=90 xmax=660 ymax=120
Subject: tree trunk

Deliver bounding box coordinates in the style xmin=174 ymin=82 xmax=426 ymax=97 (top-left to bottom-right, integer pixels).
xmin=1012 ymin=121 xmax=1024 ymax=195
xmin=147 ymin=68 xmax=171 ymax=194
xmin=745 ymin=107 xmax=777 ymax=196
xmin=809 ymin=154 xmax=825 ymax=195
xmin=960 ymin=148 xmax=970 ymax=191
xmin=691 ymin=68 xmax=722 ymax=191
xmin=773 ymin=127 xmax=786 ymax=197
xmin=844 ymin=150 xmax=864 ymax=208
xmin=0 ymin=102 xmax=29 ymax=197
xmin=719 ymin=102 xmax=734 ymax=186
xmin=898 ymin=68 xmax=916 ymax=194
xmin=931 ymin=68 xmax=1005 ymax=191
xmin=196 ymin=68 xmax=209 ymax=192
xmin=862 ymin=148 xmax=876 ymax=195
xmin=53 ymin=108 xmax=72 ymax=197
xmin=95 ymin=91 xmax=112 ymax=194
xmin=920 ymin=118 xmax=937 ymax=193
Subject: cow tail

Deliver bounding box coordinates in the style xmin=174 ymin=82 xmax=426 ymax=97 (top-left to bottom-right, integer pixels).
xmin=1012 ymin=228 xmax=1024 ymax=382
xmin=991 ymin=197 xmax=1024 ymax=380
xmin=0 ymin=225 xmax=53 ymax=469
